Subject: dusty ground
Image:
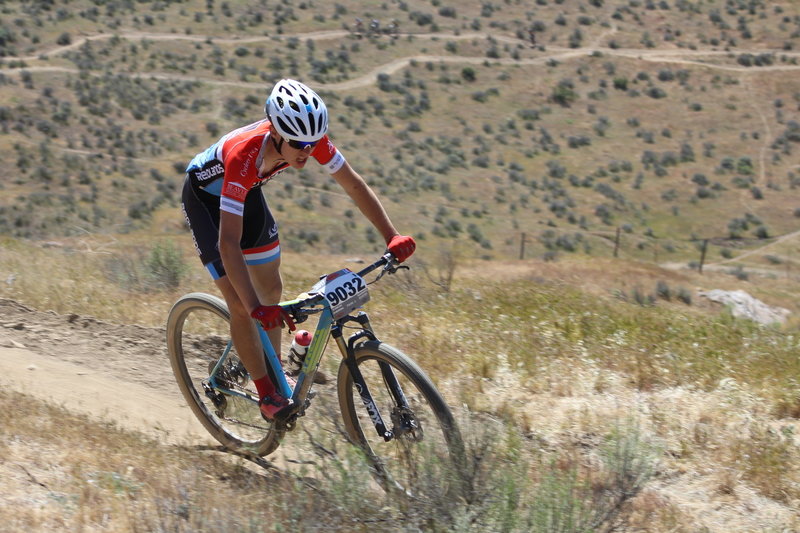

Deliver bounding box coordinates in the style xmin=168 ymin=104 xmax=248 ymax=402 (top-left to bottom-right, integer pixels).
xmin=0 ymin=298 xmax=209 ymax=443
xmin=2 ymin=297 xmax=799 ymax=532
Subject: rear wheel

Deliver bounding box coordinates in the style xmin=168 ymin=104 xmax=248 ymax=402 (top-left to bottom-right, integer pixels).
xmin=337 ymin=341 xmax=465 ymax=496
xmin=166 ymin=292 xmax=283 ymax=456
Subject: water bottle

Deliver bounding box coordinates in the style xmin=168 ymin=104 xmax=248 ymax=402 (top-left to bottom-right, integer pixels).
xmin=286 ymin=329 xmax=312 ymax=376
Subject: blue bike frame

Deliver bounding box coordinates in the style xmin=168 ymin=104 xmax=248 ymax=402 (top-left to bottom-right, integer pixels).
xmin=206 ymin=253 xmax=405 ymax=437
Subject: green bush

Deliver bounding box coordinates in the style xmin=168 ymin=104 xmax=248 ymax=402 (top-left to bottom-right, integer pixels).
xmin=104 ymin=241 xmax=187 ymax=292
xmin=146 ymin=241 xmax=188 ymax=289
xmin=655 ymin=280 xmax=672 ymax=301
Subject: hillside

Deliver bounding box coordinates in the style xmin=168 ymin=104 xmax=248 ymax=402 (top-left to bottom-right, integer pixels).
xmin=0 ymin=0 xmax=799 ymax=270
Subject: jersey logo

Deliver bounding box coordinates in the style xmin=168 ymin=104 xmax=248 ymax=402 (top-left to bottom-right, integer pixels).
xmin=192 ymin=162 xmax=224 ymax=182
xmin=222 ymin=181 xmax=248 ymax=202
xmin=239 ymin=146 xmax=260 ymax=177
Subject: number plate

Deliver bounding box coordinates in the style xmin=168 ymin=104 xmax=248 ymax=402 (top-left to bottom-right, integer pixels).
xmin=310 ymin=269 xmax=370 ymax=319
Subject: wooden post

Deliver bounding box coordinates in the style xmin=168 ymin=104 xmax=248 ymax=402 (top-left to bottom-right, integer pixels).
xmin=699 ymin=239 xmax=708 ymax=273
xmin=613 ymin=227 xmax=621 ymax=258
xmin=519 ymin=232 xmax=526 ymax=260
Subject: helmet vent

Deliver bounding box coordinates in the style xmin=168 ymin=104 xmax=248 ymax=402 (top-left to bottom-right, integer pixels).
xmin=275 ymin=116 xmax=296 ymax=136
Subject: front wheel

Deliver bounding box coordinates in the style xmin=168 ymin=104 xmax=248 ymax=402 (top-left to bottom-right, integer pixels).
xmin=166 ymin=292 xmax=283 ymax=456
xmin=337 ymin=341 xmax=465 ymax=496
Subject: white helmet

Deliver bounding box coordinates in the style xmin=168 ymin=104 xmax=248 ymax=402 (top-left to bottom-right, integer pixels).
xmin=264 ymin=79 xmax=328 ymax=143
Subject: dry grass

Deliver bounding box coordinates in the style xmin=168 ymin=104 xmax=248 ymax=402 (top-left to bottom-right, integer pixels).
xmin=3 ymin=233 xmax=800 ymax=530
xmin=0 ymin=387 xmax=662 ymax=532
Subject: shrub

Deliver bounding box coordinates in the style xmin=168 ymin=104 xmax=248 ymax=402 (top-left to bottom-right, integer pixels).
xmin=147 ymin=241 xmax=188 ymax=289
xmin=646 ymin=87 xmax=667 ymax=99
xmin=632 ymin=287 xmax=656 ymax=307
xmin=551 ymin=80 xmax=578 ymax=107
xmin=676 ymin=287 xmax=692 ymax=305
xmin=655 ymin=280 xmax=672 ymax=301
xmin=104 ymin=241 xmax=188 ymax=292
xmin=729 ymin=266 xmax=749 ymax=280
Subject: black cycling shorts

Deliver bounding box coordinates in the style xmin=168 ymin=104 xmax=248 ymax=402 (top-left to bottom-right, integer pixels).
xmin=181 ymin=176 xmax=280 ymax=280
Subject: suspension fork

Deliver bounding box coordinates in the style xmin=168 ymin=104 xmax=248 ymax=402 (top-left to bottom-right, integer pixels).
xmin=334 ymin=313 xmax=409 ymax=441
xmin=353 ymin=314 xmax=410 ymax=413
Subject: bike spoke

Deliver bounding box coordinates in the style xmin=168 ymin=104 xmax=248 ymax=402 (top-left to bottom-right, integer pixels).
xmin=339 ymin=343 xmax=463 ymax=497
xmin=167 ymin=293 xmax=283 ymax=455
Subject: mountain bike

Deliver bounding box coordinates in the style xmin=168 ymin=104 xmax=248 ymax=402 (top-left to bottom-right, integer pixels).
xmin=166 ymin=253 xmax=464 ymax=493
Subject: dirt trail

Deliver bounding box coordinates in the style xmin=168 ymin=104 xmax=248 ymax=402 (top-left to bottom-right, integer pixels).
xmin=4 ymin=30 xmax=800 ymax=93
xmin=0 ymin=298 xmax=212 ymax=445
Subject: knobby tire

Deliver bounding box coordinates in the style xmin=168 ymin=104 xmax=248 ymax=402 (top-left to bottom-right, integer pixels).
xmin=166 ymin=292 xmax=283 ymax=456
xmin=337 ymin=340 xmax=465 ymax=497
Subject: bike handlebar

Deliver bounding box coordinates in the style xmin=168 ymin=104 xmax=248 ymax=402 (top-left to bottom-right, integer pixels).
xmin=355 ymin=252 xmax=396 ymax=278
xmin=284 ymin=252 xmax=404 ymax=322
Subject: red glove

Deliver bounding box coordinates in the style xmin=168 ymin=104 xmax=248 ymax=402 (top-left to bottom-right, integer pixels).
xmin=387 ymin=234 xmax=416 ymax=262
xmin=251 ymin=305 xmax=295 ymax=331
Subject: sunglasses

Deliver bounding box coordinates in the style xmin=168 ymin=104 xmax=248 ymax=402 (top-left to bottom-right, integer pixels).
xmin=287 ymin=138 xmax=318 ymax=150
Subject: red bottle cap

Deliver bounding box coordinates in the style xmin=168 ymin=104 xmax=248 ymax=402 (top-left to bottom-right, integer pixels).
xmin=294 ymin=329 xmax=312 ymax=346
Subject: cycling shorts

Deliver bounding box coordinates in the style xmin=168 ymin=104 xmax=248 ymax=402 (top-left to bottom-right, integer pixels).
xmin=181 ymin=176 xmax=280 ymax=280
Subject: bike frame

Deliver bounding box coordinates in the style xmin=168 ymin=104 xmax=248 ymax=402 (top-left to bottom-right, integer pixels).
xmin=207 ymin=254 xmax=411 ymax=440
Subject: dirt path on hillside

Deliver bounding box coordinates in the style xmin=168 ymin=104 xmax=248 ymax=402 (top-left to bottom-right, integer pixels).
xmin=0 ymin=298 xmax=213 ymax=445
xmin=0 ymin=297 xmax=343 ymax=457
xmin=4 ymin=29 xmax=800 ymax=92
xmin=706 ymin=228 xmax=800 ymax=267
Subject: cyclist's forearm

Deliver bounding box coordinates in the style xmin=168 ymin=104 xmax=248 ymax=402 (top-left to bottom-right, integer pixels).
xmin=354 ymin=187 xmax=398 ymax=242
xmin=334 ymin=165 xmax=399 ymax=243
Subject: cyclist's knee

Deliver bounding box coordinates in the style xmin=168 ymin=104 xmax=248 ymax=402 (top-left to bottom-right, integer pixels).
xmin=262 ymin=279 xmax=282 ymax=303
xmin=250 ymin=262 xmax=283 ymax=303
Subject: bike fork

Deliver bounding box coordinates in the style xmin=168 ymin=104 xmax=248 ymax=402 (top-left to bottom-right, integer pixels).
xmin=335 ymin=314 xmax=410 ymax=442
xmin=351 ymin=314 xmax=411 ymax=414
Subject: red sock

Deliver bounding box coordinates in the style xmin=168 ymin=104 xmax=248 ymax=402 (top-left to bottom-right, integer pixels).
xmin=253 ymin=375 xmax=276 ymax=400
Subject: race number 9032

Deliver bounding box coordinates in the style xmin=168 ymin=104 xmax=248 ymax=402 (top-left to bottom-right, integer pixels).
xmin=310 ymin=269 xmax=370 ymax=319
xmin=325 ymin=276 xmax=365 ymax=307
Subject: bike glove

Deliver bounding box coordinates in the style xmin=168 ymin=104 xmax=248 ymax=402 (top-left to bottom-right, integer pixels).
xmin=387 ymin=234 xmax=416 ymax=263
xmin=251 ymin=305 xmax=296 ymax=331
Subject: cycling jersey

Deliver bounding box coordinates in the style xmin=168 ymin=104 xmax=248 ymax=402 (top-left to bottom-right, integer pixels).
xmin=186 ymin=119 xmax=346 ymax=216
xmin=182 ymin=119 xmax=346 ymax=280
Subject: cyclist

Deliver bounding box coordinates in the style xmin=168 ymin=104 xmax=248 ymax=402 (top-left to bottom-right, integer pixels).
xmin=182 ymin=79 xmax=416 ymax=421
